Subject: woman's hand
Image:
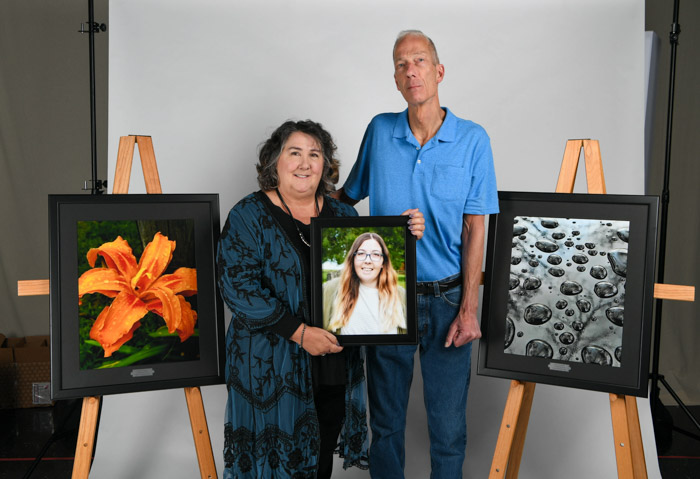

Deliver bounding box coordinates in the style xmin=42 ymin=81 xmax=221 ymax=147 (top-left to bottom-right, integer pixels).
xmin=291 ymin=324 xmax=343 ymax=356
xmin=402 ymin=208 xmax=425 ymax=240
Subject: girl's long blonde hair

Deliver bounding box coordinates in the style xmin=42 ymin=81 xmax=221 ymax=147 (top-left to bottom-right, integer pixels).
xmin=328 ymin=232 xmax=405 ymax=332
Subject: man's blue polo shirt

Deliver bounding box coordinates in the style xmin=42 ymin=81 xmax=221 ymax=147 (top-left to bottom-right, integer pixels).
xmin=343 ymin=108 xmax=499 ymax=282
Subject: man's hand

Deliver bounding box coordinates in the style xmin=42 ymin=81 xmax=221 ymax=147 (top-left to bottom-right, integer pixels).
xmin=329 ymin=190 xmax=341 ymax=200
xmin=444 ymin=311 xmax=481 ymax=348
xmin=401 ymin=208 xmax=425 ymax=240
xmin=444 ymin=214 xmax=485 ymax=348
xmin=331 ymin=187 xmax=359 ymax=206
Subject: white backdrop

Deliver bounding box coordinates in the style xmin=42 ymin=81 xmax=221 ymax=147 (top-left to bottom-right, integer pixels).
xmin=99 ymin=0 xmax=660 ymax=477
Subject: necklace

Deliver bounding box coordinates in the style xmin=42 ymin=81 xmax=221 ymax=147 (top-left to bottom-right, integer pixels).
xmin=275 ymin=188 xmax=319 ymax=247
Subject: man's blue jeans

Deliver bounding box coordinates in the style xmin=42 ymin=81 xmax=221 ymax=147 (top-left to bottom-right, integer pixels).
xmin=366 ymin=279 xmax=471 ymax=478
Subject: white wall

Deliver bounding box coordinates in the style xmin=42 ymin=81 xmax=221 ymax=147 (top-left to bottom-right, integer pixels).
xmin=98 ymin=0 xmax=660 ymax=477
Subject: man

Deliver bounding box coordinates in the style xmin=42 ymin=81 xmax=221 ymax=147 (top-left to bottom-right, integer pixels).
xmin=334 ymin=30 xmax=499 ymax=478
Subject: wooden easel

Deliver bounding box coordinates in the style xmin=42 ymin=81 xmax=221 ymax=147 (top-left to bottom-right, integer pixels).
xmin=19 ymin=136 xmax=217 ymax=479
xmin=488 ymin=139 xmax=696 ymax=479
xmin=74 ymin=135 xmax=217 ymax=479
xmin=73 ymin=386 xmax=216 ymax=479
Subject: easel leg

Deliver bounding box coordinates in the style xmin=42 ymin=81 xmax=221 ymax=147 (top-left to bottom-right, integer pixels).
xmin=112 ymin=135 xmax=163 ymax=194
xmin=609 ymin=393 xmax=637 ymax=479
xmin=72 ymin=396 xmax=101 ymax=479
xmin=134 ymin=136 xmax=162 ymax=194
xmin=113 ymin=137 xmax=136 ymax=194
xmin=489 ymin=380 xmax=536 ymax=479
xmin=625 ymin=395 xmax=648 ymax=478
xmin=184 ymin=387 xmax=218 ymax=479
xmin=554 ymin=139 xmax=606 ymax=195
xmin=555 ymin=139 xmax=584 ymax=193
xmin=582 ymin=140 xmax=606 ymax=194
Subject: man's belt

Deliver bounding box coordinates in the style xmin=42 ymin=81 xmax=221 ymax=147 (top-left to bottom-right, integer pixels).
xmin=415 ymin=276 xmax=462 ymax=295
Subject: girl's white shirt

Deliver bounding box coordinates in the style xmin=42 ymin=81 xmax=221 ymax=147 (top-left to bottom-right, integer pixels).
xmin=340 ymin=284 xmax=398 ymax=335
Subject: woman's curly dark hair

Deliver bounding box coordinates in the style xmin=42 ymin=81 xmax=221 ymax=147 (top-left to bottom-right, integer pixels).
xmin=256 ymin=120 xmax=340 ymax=196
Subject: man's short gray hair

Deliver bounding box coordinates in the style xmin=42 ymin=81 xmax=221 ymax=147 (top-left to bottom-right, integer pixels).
xmin=393 ymin=30 xmax=440 ymax=65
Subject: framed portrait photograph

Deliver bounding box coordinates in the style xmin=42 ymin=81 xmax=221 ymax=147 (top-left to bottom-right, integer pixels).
xmin=49 ymin=194 xmax=225 ymax=400
xmin=310 ymin=216 xmax=417 ymax=346
xmin=477 ymin=191 xmax=659 ymax=397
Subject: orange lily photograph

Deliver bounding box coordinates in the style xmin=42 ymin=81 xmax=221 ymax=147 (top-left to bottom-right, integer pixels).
xmin=77 ymin=219 xmax=200 ymax=370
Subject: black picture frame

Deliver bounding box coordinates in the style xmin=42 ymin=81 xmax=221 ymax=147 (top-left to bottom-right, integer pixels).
xmin=49 ymin=194 xmax=225 ymax=399
xmin=310 ymin=216 xmax=417 ymax=346
xmin=477 ymin=191 xmax=659 ymax=397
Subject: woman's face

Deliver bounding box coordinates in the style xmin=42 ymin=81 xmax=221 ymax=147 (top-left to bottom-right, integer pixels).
xmin=276 ymin=131 xmax=324 ymax=198
xmin=353 ymin=238 xmax=384 ymax=287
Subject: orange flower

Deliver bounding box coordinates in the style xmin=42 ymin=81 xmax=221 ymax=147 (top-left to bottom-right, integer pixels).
xmin=78 ymin=232 xmax=198 ymax=357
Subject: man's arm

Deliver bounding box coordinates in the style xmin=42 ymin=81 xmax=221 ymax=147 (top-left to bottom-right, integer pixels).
xmin=330 ymin=187 xmax=359 ymax=206
xmin=444 ymin=214 xmax=485 ymax=348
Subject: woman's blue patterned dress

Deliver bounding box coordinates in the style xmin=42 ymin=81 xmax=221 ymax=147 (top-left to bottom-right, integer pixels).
xmin=217 ymin=192 xmax=368 ymax=478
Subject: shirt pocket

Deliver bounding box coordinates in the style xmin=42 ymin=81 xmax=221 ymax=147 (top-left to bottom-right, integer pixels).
xmin=430 ymin=165 xmax=466 ymax=202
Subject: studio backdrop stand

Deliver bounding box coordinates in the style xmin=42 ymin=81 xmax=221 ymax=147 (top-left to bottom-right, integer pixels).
xmin=648 ymin=0 xmax=700 ymax=450
xmin=19 ymin=136 xmax=218 ymax=479
xmin=488 ymin=139 xmax=695 ymax=479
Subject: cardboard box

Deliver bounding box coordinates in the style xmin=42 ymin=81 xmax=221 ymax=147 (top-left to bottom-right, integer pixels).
xmin=25 ymin=335 xmax=50 ymax=347
xmin=6 ymin=336 xmax=25 ymax=348
xmin=14 ymin=339 xmax=50 ymax=363
xmin=0 ymin=334 xmax=13 ymax=364
xmin=0 ymin=334 xmax=52 ymax=409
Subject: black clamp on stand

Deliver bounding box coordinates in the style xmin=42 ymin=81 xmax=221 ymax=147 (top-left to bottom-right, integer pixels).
xmin=78 ymin=22 xmax=106 ymax=34
xmin=82 ymin=179 xmax=108 ymax=195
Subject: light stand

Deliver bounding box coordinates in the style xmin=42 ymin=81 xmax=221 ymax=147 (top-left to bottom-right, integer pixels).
xmin=77 ymin=0 xmax=107 ymax=472
xmin=23 ymin=2 xmax=108 ymax=477
xmin=649 ymin=0 xmax=700 ymax=452
xmin=80 ymin=0 xmax=107 ymax=195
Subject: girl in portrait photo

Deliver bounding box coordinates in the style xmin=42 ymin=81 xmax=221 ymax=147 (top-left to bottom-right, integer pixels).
xmin=324 ymin=232 xmax=406 ymax=335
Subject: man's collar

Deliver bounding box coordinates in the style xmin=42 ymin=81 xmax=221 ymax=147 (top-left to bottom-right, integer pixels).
xmin=393 ymin=107 xmax=456 ymax=144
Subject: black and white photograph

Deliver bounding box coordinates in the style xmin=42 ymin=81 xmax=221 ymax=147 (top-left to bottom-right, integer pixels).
xmin=478 ymin=192 xmax=659 ymax=397
xmin=505 ymin=215 xmax=630 ymax=367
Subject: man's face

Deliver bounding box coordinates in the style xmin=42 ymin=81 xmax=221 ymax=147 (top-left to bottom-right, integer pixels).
xmin=393 ymin=35 xmax=444 ymax=107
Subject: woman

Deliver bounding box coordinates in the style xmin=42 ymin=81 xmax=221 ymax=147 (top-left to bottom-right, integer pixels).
xmin=324 ymin=233 xmax=406 ymax=335
xmin=217 ymin=120 xmax=423 ymax=478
